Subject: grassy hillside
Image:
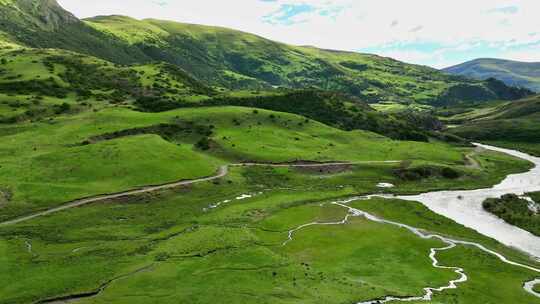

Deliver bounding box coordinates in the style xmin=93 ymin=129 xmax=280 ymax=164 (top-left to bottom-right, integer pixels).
xmin=0 ymin=1 xmax=532 ymax=105
xmin=0 ymin=45 xmax=215 ymax=123
xmin=0 ymin=104 xmax=481 ymax=221
xmin=1 ymin=3 xmax=539 ymax=303
xmin=81 ymin=16 xmax=532 ymax=105
xmin=0 ymin=0 xmax=78 ymax=31
xmin=0 ymin=44 xmax=450 ymax=141
xmin=86 ymin=16 xmax=455 ymax=100
xmin=444 ymin=95 xmax=540 ymax=155
xmin=0 ymin=141 xmax=536 ymax=304
xmin=0 ymin=101 xmax=536 ymax=304
xmin=137 ymin=89 xmax=453 ymax=142
xmin=444 ymin=58 xmax=540 ymax=92
xmin=0 ymin=0 xmax=152 ymax=64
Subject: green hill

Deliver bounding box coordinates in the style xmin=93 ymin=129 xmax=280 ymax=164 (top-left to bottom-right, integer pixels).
xmin=1 ymin=2 xmax=540 ymax=304
xmin=443 ymin=58 xmax=540 ymax=92
xmin=0 ymin=1 xmax=532 ymax=105
xmin=0 ymin=46 xmax=215 ymax=123
xmin=0 ymin=0 xmax=151 ymax=64
xmin=0 ymin=44 xmax=442 ymax=141
xmin=0 ymin=1 xmax=455 ymax=142
xmin=446 ymin=95 xmax=540 ymax=155
xmin=0 ymin=0 xmax=78 ymax=31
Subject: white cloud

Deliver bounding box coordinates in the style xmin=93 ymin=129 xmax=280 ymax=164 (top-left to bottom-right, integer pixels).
xmin=500 ymin=44 xmax=540 ymax=62
xmin=57 ymin=0 xmax=540 ymax=66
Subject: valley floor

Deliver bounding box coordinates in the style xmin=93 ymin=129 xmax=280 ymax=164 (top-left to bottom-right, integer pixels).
xmin=0 ymin=4 xmax=539 ymax=302
xmin=1 ymin=106 xmax=539 ymax=304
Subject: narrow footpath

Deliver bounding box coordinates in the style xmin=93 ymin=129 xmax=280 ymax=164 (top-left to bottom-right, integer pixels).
xmin=0 ymin=161 xmax=397 ymax=227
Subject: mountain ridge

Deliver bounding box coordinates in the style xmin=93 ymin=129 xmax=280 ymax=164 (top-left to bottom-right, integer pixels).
xmin=0 ymin=0 xmax=78 ymax=31
xmin=0 ymin=0 xmax=533 ymax=105
xmin=443 ymin=58 xmax=540 ymax=92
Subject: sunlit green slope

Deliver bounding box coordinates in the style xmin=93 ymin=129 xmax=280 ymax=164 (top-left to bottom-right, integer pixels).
xmin=446 ymin=95 xmax=540 ymax=156
xmin=0 ymin=1 xmax=532 ymax=105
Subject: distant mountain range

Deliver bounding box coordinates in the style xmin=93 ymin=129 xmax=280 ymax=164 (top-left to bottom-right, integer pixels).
xmin=443 ymin=58 xmax=540 ymax=92
xmin=0 ymin=0 xmax=533 ymax=106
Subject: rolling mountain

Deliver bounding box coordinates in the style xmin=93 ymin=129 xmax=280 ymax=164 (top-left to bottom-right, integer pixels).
xmin=446 ymin=94 xmax=540 ymax=156
xmin=2 ymin=2 xmax=540 ymax=304
xmin=0 ymin=0 xmax=151 ymax=63
xmin=443 ymin=58 xmax=540 ymax=92
xmin=0 ymin=0 xmax=532 ymax=105
xmin=0 ymin=0 xmax=77 ymax=31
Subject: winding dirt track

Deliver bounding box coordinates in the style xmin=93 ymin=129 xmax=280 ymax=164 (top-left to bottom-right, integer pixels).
xmin=464 ymin=146 xmax=483 ymax=169
xmin=0 ymin=161 xmax=398 ymax=227
xmin=4 ymin=154 xmax=540 ymax=302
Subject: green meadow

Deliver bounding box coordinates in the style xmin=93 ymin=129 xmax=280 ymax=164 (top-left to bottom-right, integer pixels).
xmin=1 ymin=161 xmax=538 ymax=304
xmin=1 ymin=104 xmax=495 ymax=221
xmin=0 ymin=1 xmax=539 ymax=303
xmin=0 ymin=90 xmax=536 ymax=304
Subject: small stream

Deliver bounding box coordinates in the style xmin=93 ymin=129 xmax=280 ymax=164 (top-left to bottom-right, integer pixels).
xmin=525 ymin=279 xmax=540 ymax=297
xmin=397 ymin=144 xmax=540 ymax=260
xmin=25 ymin=144 xmax=540 ymax=303
xmin=284 ymin=144 xmax=540 ymax=302
xmin=284 ymin=197 xmax=540 ymax=303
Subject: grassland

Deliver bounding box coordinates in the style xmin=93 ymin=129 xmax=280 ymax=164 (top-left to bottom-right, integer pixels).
xmin=81 ymin=16 xmax=531 ymax=105
xmin=0 ymin=45 xmax=448 ymax=142
xmin=0 ymin=46 xmax=214 ymax=120
xmin=1 ymin=37 xmax=530 ymax=229
xmin=0 ymin=81 xmax=536 ymax=303
xmin=444 ymin=95 xmax=540 ymax=156
xmin=2 ymin=99 xmax=534 ymax=222
xmin=0 ymin=2 xmax=539 ymax=303
xmin=84 ymin=15 xmax=463 ymax=103
xmin=351 ymin=198 xmax=540 ymax=303
xmin=1 ymin=161 xmax=538 ymax=304
xmin=371 ymin=101 xmax=433 ymax=113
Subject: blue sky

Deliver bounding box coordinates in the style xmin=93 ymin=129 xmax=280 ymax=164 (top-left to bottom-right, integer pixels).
xmin=59 ymin=0 xmax=540 ymax=68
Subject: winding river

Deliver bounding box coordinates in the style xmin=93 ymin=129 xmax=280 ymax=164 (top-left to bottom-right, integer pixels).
xmin=283 ymin=144 xmax=540 ymax=302
xmin=398 ymin=144 xmax=540 ymax=260
xmin=284 ymin=197 xmax=540 ymax=302
xmin=6 ymin=144 xmax=540 ymax=303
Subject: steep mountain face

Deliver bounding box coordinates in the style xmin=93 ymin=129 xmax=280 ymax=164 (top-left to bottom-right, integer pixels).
xmin=0 ymin=0 xmax=150 ymax=63
xmin=0 ymin=0 xmax=77 ymax=32
xmin=78 ymin=16 xmax=534 ymax=105
xmin=0 ymin=1 xmax=532 ymax=105
xmin=443 ymin=58 xmax=540 ymax=92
